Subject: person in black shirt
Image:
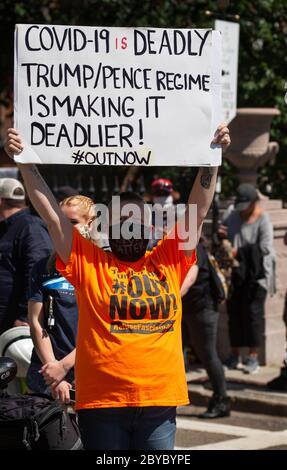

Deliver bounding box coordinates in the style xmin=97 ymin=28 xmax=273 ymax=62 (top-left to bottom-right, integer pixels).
xmin=27 ymin=253 xmax=78 ymax=402
xmin=0 ymin=178 xmax=52 ymax=334
xmin=181 ymin=238 xmax=230 ymax=419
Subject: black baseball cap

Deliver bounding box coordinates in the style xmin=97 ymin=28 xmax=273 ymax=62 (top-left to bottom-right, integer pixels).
xmin=234 ymin=183 xmax=258 ymax=211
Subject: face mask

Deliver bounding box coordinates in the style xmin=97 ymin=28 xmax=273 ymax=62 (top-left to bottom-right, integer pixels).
xmin=109 ymin=223 xmax=149 ymax=262
xmin=76 ymin=224 xmax=91 ymax=240
xmin=153 ymin=195 xmax=173 ymax=208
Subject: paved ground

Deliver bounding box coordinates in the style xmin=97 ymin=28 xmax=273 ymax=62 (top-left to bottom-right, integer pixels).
xmin=186 ymin=365 xmax=287 ymax=416
xmin=186 ymin=364 xmax=283 ymax=387
xmin=177 ymin=365 xmax=287 ymax=450
xmin=175 ymin=405 xmax=287 ymax=450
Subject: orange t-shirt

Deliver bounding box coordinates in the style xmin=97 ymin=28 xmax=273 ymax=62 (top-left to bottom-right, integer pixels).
xmin=56 ymin=228 xmax=196 ymax=410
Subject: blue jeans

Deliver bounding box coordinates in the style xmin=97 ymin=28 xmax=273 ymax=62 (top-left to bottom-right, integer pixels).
xmin=77 ymin=406 xmax=176 ymax=450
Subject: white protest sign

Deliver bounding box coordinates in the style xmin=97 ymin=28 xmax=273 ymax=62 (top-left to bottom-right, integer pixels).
xmin=215 ymin=19 xmax=239 ymax=123
xmin=14 ymin=25 xmax=222 ymax=166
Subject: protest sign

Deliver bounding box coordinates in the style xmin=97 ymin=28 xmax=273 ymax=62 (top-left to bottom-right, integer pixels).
xmin=14 ymin=25 xmax=222 ymax=166
xmin=215 ymin=20 xmax=239 ymax=123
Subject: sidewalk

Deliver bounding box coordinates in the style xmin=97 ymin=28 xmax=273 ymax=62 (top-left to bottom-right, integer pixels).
xmin=186 ymin=366 xmax=287 ymax=417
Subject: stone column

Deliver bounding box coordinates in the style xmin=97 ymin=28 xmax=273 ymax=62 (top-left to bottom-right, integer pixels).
xmin=224 ymin=108 xmax=280 ymax=187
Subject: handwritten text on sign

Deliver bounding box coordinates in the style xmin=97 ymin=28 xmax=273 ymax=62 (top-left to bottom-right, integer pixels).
xmin=14 ymin=25 xmax=222 ymax=166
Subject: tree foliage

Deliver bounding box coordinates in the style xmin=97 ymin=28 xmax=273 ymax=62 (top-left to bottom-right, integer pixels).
xmin=0 ymin=0 xmax=286 ymax=200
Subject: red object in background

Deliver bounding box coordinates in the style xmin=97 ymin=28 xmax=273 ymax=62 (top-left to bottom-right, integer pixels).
xmin=151 ymin=178 xmax=173 ymax=196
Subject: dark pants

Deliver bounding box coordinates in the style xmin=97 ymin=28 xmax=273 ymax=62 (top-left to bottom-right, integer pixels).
xmin=227 ymin=283 xmax=267 ymax=348
xmin=182 ymin=308 xmax=226 ymax=397
xmin=77 ymin=406 xmax=176 ymax=451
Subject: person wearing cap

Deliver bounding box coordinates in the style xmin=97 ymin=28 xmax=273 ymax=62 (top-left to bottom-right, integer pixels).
xmin=148 ymin=178 xmax=183 ymax=250
xmin=219 ymin=183 xmax=275 ymax=374
xmin=148 ymin=178 xmax=174 ymax=249
xmin=5 ymin=124 xmax=230 ymax=450
xmin=151 ymin=178 xmax=175 ymax=207
xmin=0 ymin=178 xmax=52 ymax=334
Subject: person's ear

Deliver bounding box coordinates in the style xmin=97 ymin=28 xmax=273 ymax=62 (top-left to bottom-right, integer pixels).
xmin=87 ymin=218 xmax=94 ymax=229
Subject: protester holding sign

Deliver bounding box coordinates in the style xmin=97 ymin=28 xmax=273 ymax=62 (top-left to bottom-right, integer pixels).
xmin=5 ymin=123 xmax=230 ymax=450
xmin=7 ymin=23 xmax=228 ymax=451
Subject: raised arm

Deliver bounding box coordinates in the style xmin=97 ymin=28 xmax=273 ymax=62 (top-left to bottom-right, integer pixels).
xmin=183 ymin=123 xmax=230 ymax=258
xmin=5 ymin=128 xmax=72 ymax=264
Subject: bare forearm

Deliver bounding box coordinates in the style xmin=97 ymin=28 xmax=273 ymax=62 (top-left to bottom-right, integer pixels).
xmin=17 ymin=163 xmax=72 ymax=262
xmin=180 ymin=123 xmax=230 ymax=255
xmin=180 ymin=283 xmax=191 ymax=298
xmin=18 ymin=164 xmax=62 ymax=228
xmin=5 ymin=130 xmax=61 ymax=227
xmin=59 ymin=349 xmax=76 ymax=373
xmin=180 ymin=265 xmax=199 ymax=297
xmin=188 ymin=166 xmax=218 ymax=224
xmin=30 ymin=324 xmax=56 ymax=365
xmin=5 ymin=128 xmax=72 ymax=262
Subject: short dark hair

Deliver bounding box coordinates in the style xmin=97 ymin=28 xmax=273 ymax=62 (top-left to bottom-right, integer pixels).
xmin=107 ymin=191 xmax=146 ymax=224
xmin=117 ymin=191 xmax=144 ymax=204
xmin=108 ymin=191 xmax=145 ymax=208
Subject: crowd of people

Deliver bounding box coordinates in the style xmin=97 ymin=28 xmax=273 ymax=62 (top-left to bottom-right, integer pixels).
xmin=1 ymin=122 xmax=286 ymax=450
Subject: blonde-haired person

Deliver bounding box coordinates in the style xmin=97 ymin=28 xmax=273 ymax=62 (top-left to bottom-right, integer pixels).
xmin=61 ymin=195 xmax=109 ymax=250
xmin=27 ymin=194 xmax=96 ymax=403
xmin=60 ymin=195 xmax=96 ymax=239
